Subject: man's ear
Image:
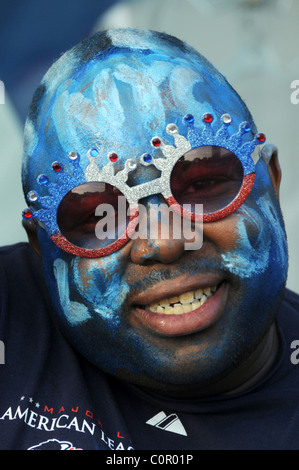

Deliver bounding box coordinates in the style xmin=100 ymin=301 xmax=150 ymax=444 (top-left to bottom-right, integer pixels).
xmin=261 ymin=144 xmax=281 ymax=200
xmin=22 ymin=219 xmax=41 ymax=257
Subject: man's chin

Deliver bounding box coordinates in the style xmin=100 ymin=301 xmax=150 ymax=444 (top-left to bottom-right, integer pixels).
xmin=106 ymin=321 xmax=279 ymax=399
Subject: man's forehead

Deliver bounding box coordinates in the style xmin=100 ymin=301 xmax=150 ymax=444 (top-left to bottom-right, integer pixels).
xmin=28 ymin=62 xmax=249 ymax=155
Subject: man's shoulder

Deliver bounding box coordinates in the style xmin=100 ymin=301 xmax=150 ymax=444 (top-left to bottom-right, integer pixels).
xmin=0 ymin=242 xmax=40 ymax=267
xmin=0 ymin=242 xmax=33 ymax=256
xmin=282 ymin=288 xmax=299 ymax=312
xmin=0 ymin=242 xmax=44 ymax=291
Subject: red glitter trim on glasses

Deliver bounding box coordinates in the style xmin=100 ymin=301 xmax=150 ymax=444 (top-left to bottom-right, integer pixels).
xmin=49 ymin=173 xmax=255 ymax=257
xmin=50 ymin=209 xmax=139 ymax=258
xmin=166 ymin=173 xmax=256 ymax=223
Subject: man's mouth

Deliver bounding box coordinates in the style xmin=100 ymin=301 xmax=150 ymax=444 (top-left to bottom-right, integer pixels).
xmin=143 ymin=285 xmax=218 ymax=315
xmin=131 ymin=277 xmax=228 ymax=337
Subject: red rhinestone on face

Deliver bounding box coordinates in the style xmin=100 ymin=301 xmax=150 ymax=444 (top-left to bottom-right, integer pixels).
xmin=109 ymin=153 xmax=118 ymax=162
xmin=203 ymin=113 xmax=213 ymax=123
xmin=257 ymin=133 xmax=266 ymax=143
xmin=52 ymin=162 xmax=62 ymax=171
xmin=23 ymin=209 xmax=33 ymax=219
xmin=152 ymin=138 xmax=161 ymax=147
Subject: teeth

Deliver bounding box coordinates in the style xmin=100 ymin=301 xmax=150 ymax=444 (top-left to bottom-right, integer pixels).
xmin=145 ymin=285 xmax=218 ymax=315
xmin=179 ymin=291 xmax=194 ymax=304
xmin=172 ymin=304 xmax=184 ymax=314
xmin=156 ymin=306 xmax=165 ymax=313
xmin=195 ymin=288 xmax=204 ymax=299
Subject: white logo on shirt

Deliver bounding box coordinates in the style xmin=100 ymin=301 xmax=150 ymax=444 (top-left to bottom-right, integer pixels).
xmin=146 ymin=411 xmax=187 ymax=436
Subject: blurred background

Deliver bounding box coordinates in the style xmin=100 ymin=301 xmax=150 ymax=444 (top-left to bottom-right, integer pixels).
xmin=0 ymin=0 xmax=298 ymax=292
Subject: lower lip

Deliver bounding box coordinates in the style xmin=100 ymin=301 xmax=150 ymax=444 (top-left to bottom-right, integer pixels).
xmin=132 ymin=281 xmax=228 ymax=337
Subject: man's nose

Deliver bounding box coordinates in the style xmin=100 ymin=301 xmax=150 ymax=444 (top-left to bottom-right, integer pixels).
xmin=128 ymin=198 xmax=201 ymax=265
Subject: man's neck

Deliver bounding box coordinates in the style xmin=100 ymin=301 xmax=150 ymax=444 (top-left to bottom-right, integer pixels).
xmin=222 ymin=322 xmax=279 ymax=396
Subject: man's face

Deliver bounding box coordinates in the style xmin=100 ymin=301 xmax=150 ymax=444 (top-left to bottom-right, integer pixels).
xmin=24 ymin=50 xmax=288 ymax=395
xmin=34 ymin=148 xmax=288 ymax=396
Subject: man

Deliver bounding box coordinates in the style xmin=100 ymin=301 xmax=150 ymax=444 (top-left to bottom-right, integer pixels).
xmin=0 ymin=28 xmax=297 ymax=451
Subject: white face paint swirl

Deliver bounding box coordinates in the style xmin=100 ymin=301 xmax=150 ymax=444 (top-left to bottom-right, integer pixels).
xmin=53 ymin=258 xmax=91 ymax=325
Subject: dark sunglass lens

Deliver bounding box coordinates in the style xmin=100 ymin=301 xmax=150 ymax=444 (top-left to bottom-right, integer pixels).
xmin=170 ymin=146 xmax=244 ymax=214
xmin=57 ymin=182 xmax=129 ymax=249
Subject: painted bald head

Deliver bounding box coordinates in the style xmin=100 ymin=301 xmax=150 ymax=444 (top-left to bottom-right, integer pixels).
xmin=22 ymin=28 xmax=255 ymax=191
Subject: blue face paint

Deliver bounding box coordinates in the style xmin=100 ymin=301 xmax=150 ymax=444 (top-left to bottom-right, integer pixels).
xmin=53 ymin=258 xmax=91 ymax=325
xmin=22 ymin=29 xmax=288 ymax=391
xmin=72 ymin=254 xmax=130 ymax=327
xmin=221 ymin=161 xmax=288 ymax=283
xmin=22 ymin=34 xmax=254 ymax=196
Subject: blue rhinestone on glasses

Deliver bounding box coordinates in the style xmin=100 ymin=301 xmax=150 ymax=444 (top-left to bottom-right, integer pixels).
xmin=37 ymin=174 xmax=49 ymax=185
xmin=242 ymin=123 xmax=251 ymax=132
xmin=183 ymin=114 xmax=194 ymax=124
xmin=89 ymin=148 xmax=99 ymax=157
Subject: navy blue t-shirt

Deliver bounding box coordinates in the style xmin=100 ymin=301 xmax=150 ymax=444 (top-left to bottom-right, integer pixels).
xmin=0 ymin=243 xmax=299 ymax=450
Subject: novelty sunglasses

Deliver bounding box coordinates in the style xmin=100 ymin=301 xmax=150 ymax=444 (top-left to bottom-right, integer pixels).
xmin=23 ymin=113 xmax=266 ymax=258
